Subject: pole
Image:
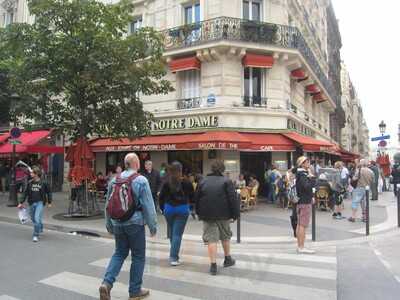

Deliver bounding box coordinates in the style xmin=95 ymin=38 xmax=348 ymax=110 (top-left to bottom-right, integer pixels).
xmin=365 ymin=186 xmax=370 ymax=236
xmin=7 ymin=143 xmax=17 ymax=207
xmin=236 ymin=192 xmax=241 ymax=244
xmin=397 ymin=190 xmax=400 ymax=228
xmin=312 ymin=202 xmax=316 ymax=241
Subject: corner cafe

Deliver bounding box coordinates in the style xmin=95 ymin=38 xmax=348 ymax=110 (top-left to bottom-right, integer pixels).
xmin=90 ymin=114 xmax=339 ymax=184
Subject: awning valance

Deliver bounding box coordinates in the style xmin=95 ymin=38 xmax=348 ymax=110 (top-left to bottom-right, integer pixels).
xmin=313 ymin=92 xmax=327 ymax=103
xmin=90 ymin=132 xmax=296 ymax=152
xmin=168 ymin=56 xmax=201 ymax=73
xmin=283 ymin=132 xmax=334 ymax=153
xmin=242 ymin=53 xmax=274 ymax=68
xmin=291 ymin=68 xmax=307 ymax=79
xmin=306 ymin=84 xmax=320 ymax=94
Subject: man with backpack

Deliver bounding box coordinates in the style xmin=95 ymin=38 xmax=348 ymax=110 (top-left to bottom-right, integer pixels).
xmin=99 ymin=153 xmax=157 ymax=300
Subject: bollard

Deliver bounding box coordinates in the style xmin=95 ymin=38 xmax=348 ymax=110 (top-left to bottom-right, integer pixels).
xmin=237 ymin=215 xmax=241 ymax=244
xmin=365 ymin=186 xmax=370 ymax=236
xmin=398 ymin=191 xmax=400 ymax=228
xmin=312 ymin=188 xmax=316 ymax=242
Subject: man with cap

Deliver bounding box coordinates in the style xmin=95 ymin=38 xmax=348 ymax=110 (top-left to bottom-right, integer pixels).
xmin=294 ymin=156 xmax=316 ymax=254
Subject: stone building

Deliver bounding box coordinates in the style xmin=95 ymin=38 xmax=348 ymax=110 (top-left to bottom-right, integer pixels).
xmin=1 ymin=0 xmax=364 ymax=183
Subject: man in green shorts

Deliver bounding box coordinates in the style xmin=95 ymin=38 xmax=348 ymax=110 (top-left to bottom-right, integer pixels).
xmin=195 ymin=160 xmax=240 ymax=275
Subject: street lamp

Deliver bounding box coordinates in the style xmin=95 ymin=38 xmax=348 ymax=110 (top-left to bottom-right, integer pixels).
xmin=7 ymin=94 xmax=20 ymax=207
xmin=379 ymin=120 xmax=386 ymax=135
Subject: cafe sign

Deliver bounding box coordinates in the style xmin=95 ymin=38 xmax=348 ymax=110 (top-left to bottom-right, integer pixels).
xmin=151 ymin=115 xmax=219 ymax=131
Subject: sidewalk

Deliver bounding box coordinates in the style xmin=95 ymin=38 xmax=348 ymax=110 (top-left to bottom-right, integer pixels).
xmin=0 ymin=191 xmax=396 ymax=244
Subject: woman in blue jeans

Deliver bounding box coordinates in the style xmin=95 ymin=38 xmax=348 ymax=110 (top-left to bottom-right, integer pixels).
xmin=159 ymin=161 xmax=194 ymax=266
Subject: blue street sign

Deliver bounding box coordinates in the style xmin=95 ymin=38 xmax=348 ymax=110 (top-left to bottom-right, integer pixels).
xmin=371 ymin=135 xmax=390 ymax=142
xmin=9 ymin=127 xmax=21 ymax=139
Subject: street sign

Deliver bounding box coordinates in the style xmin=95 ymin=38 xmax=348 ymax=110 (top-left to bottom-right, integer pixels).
xmin=378 ymin=140 xmax=387 ymax=147
xmin=371 ymin=135 xmax=390 ymax=142
xmin=9 ymin=139 xmax=21 ymax=145
xmin=9 ymin=127 xmax=21 ymax=139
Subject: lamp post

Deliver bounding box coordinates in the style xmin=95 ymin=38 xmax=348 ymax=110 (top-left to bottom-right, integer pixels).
xmin=6 ymin=94 xmax=21 ymax=207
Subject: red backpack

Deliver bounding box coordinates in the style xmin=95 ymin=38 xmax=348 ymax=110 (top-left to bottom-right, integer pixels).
xmin=106 ymin=173 xmax=139 ymax=222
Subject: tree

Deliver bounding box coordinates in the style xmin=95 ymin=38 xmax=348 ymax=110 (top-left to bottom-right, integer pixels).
xmin=0 ymin=0 xmax=172 ymax=139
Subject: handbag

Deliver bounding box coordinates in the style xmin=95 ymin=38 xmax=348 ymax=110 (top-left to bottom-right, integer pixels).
xmin=350 ymin=167 xmax=361 ymax=189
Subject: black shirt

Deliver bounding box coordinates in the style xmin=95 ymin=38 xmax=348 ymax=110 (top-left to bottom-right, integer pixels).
xmin=22 ymin=179 xmax=52 ymax=205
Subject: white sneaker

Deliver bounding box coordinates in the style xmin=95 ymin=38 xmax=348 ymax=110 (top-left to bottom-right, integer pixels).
xmin=32 ymin=236 xmax=39 ymax=243
xmin=170 ymin=260 xmax=181 ymax=266
xmin=297 ymin=247 xmax=315 ymax=254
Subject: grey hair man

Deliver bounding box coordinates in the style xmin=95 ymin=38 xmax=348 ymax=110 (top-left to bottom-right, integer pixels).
xmin=100 ymin=153 xmax=157 ymax=300
xmin=143 ymin=160 xmax=162 ymax=211
xmin=348 ymin=159 xmax=374 ymax=222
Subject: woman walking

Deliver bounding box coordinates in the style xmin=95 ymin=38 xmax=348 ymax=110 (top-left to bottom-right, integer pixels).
xmin=159 ymin=162 xmax=194 ymax=266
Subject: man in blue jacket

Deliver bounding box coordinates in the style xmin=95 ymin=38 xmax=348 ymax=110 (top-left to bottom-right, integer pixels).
xmin=99 ymin=153 xmax=157 ymax=300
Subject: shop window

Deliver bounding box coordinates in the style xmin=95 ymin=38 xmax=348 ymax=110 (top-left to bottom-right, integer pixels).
xmin=180 ymin=69 xmax=201 ymax=100
xmin=129 ymin=16 xmax=143 ymax=34
xmin=243 ymin=0 xmax=262 ymax=21
xmin=244 ymin=67 xmax=265 ymax=106
xmin=168 ymin=150 xmax=203 ymax=175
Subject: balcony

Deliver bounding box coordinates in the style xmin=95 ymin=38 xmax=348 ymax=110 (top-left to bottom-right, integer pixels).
xmin=243 ymin=96 xmax=268 ymax=107
xmin=163 ymin=17 xmax=339 ymax=106
xmin=177 ymin=97 xmax=203 ymax=110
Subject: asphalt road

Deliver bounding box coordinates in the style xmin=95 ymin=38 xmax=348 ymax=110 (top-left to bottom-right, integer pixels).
xmin=0 ymin=221 xmax=399 ymax=300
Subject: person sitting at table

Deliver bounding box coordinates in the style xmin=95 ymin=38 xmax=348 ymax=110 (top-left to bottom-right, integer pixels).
xmin=95 ymin=172 xmax=107 ymax=192
xmin=248 ymin=175 xmax=259 ymax=189
xmin=235 ymin=174 xmax=246 ymax=189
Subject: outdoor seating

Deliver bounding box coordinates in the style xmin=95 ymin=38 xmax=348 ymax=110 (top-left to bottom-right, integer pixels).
xmin=249 ymin=185 xmax=259 ymax=207
xmin=240 ymin=188 xmax=250 ymax=211
xmin=315 ymin=186 xmax=330 ymax=210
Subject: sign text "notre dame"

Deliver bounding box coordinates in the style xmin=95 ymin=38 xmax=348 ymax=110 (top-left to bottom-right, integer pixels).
xmin=152 ymin=115 xmax=218 ymax=131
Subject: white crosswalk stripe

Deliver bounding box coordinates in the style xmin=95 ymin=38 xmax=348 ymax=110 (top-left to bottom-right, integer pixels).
xmin=33 ymin=242 xmax=337 ymax=300
xmin=39 ymin=272 xmax=200 ymax=300
xmin=0 ymin=296 xmax=21 ymax=300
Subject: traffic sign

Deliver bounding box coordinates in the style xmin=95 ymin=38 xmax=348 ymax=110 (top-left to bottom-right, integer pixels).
xmin=9 ymin=127 xmax=21 ymax=139
xmin=371 ymin=135 xmax=390 ymax=142
xmin=378 ymin=140 xmax=387 ymax=147
xmin=9 ymin=139 xmax=21 ymax=145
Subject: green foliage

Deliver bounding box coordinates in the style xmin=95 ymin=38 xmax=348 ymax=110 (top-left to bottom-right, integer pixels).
xmin=0 ymin=0 xmax=172 ymax=139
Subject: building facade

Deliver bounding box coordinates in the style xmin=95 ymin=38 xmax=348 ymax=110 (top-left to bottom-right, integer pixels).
xmin=2 ymin=0 xmax=367 ymax=183
xmin=340 ymin=62 xmax=369 ymax=158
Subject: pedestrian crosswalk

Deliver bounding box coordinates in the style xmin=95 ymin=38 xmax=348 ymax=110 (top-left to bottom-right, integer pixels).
xmin=6 ymin=242 xmax=338 ymax=300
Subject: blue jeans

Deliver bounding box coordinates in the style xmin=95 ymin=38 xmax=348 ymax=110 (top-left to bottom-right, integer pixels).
xmin=103 ymin=224 xmax=146 ymax=297
xmin=165 ymin=213 xmax=188 ymax=261
xmin=29 ymin=201 xmax=44 ymax=237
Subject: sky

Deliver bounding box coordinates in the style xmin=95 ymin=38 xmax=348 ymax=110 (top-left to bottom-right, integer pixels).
xmin=332 ymin=0 xmax=400 ymax=150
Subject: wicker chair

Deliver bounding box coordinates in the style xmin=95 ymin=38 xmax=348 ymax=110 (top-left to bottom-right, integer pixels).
xmin=240 ymin=188 xmax=250 ymax=211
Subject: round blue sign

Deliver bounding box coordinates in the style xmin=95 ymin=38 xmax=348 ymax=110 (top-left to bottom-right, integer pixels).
xmin=10 ymin=127 xmax=21 ymax=139
xmin=207 ymin=94 xmax=216 ymax=107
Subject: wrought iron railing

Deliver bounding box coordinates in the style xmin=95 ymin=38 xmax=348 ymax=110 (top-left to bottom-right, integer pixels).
xmin=177 ymin=97 xmax=203 ymax=109
xmin=162 ymin=17 xmax=339 ymax=105
xmin=243 ymin=96 xmax=268 ymax=107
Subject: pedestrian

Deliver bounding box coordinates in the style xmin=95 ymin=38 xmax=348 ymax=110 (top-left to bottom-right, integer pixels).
xmin=369 ymin=161 xmax=379 ymax=200
xmin=195 ymin=160 xmax=240 ymax=275
xmin=0 ymin=161 xmax=7 ymax=194
xmin=294 ymin=156 xmax=316 ymax=254
xmin=332 ymin=162 xmax=345 ymax=219
xmin=159 ymin=161 xmax=194 ymax=266
xmin=18 ymin=166 xmax=52 ymax=242
xmin=391 ymin=154 xmax=400 ymax=197
xmin=142 ymin=160 xmax=162 ymax=211
xmin=348 ymin=159 xmax=374 ymax=223
xmin=100 ymin=153 xmax=157 ymax=300
xmin=264 ymin=166 xmax=272 ymax=200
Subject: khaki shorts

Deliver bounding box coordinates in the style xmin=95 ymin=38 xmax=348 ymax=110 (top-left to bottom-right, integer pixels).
xmin=297 ymin=204 xmax=312 ymax=227
xmin=202 ymin=220 xmax=233 ymax=244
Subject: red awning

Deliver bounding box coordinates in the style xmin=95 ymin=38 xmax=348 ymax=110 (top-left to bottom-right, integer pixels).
xmin=283 ymin=132 xmax=334 ymax=152
xmin=91 ymin=132 xmax=296 ymax=152
xmin=0 ymin=130 xmax=56 ymax=154
xmin=240 ymin=133 xmax=295 ymax=151
xmin=242 ymin=54 xmax=274 ymax=68
xmin=26 ymin=145 xmax=64 ymax=154
xmin=313 ymin=92 xmax=327 ymax=103
xmin=0 ymin=133 xmax=9 ymax=144
xmin=168 ymin=56 xmax=201 ymax=73
xmin=291 ymin=68 xmax=307 ymax=79
xmin=306 ymin=84 xmax=320 ymax=94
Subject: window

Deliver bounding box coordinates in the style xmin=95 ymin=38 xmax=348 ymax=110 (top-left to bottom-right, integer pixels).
xmin=3 ymin=11 xmax=14 ymax=27
xmin=244 ymin=67 xmax=264 ymax=106
xmin=180 ymin=69 xmax=201 ymax=100
xmin=184 ymin=2 xmax=200 ymax=24
xmin=129 ymin=17 xmax=142 ymax=34
xmin=243 ymin=0 xmax=261 ymax=21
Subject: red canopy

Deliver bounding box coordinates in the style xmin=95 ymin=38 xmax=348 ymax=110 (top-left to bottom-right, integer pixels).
xmin=168 ymin=56 xmax=201 ymax=73
xmin=0 ymin=133 xmax=10 ymax=144
xmin=283 ymin=132 xmax=334 ymax=152
xmin=242 ymin=54 xmax=274 ymax=68
xmin=291 ymin=68 xmax=307 ymax=79
xmin=0 ymin=130 xmax=62 ymax=154
xmin=240 ymin=133 xmax=295 ymax=151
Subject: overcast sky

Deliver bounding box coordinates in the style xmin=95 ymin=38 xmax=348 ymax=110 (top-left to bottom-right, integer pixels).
xmin=332 ymin=0 xmax=400 ymax=149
